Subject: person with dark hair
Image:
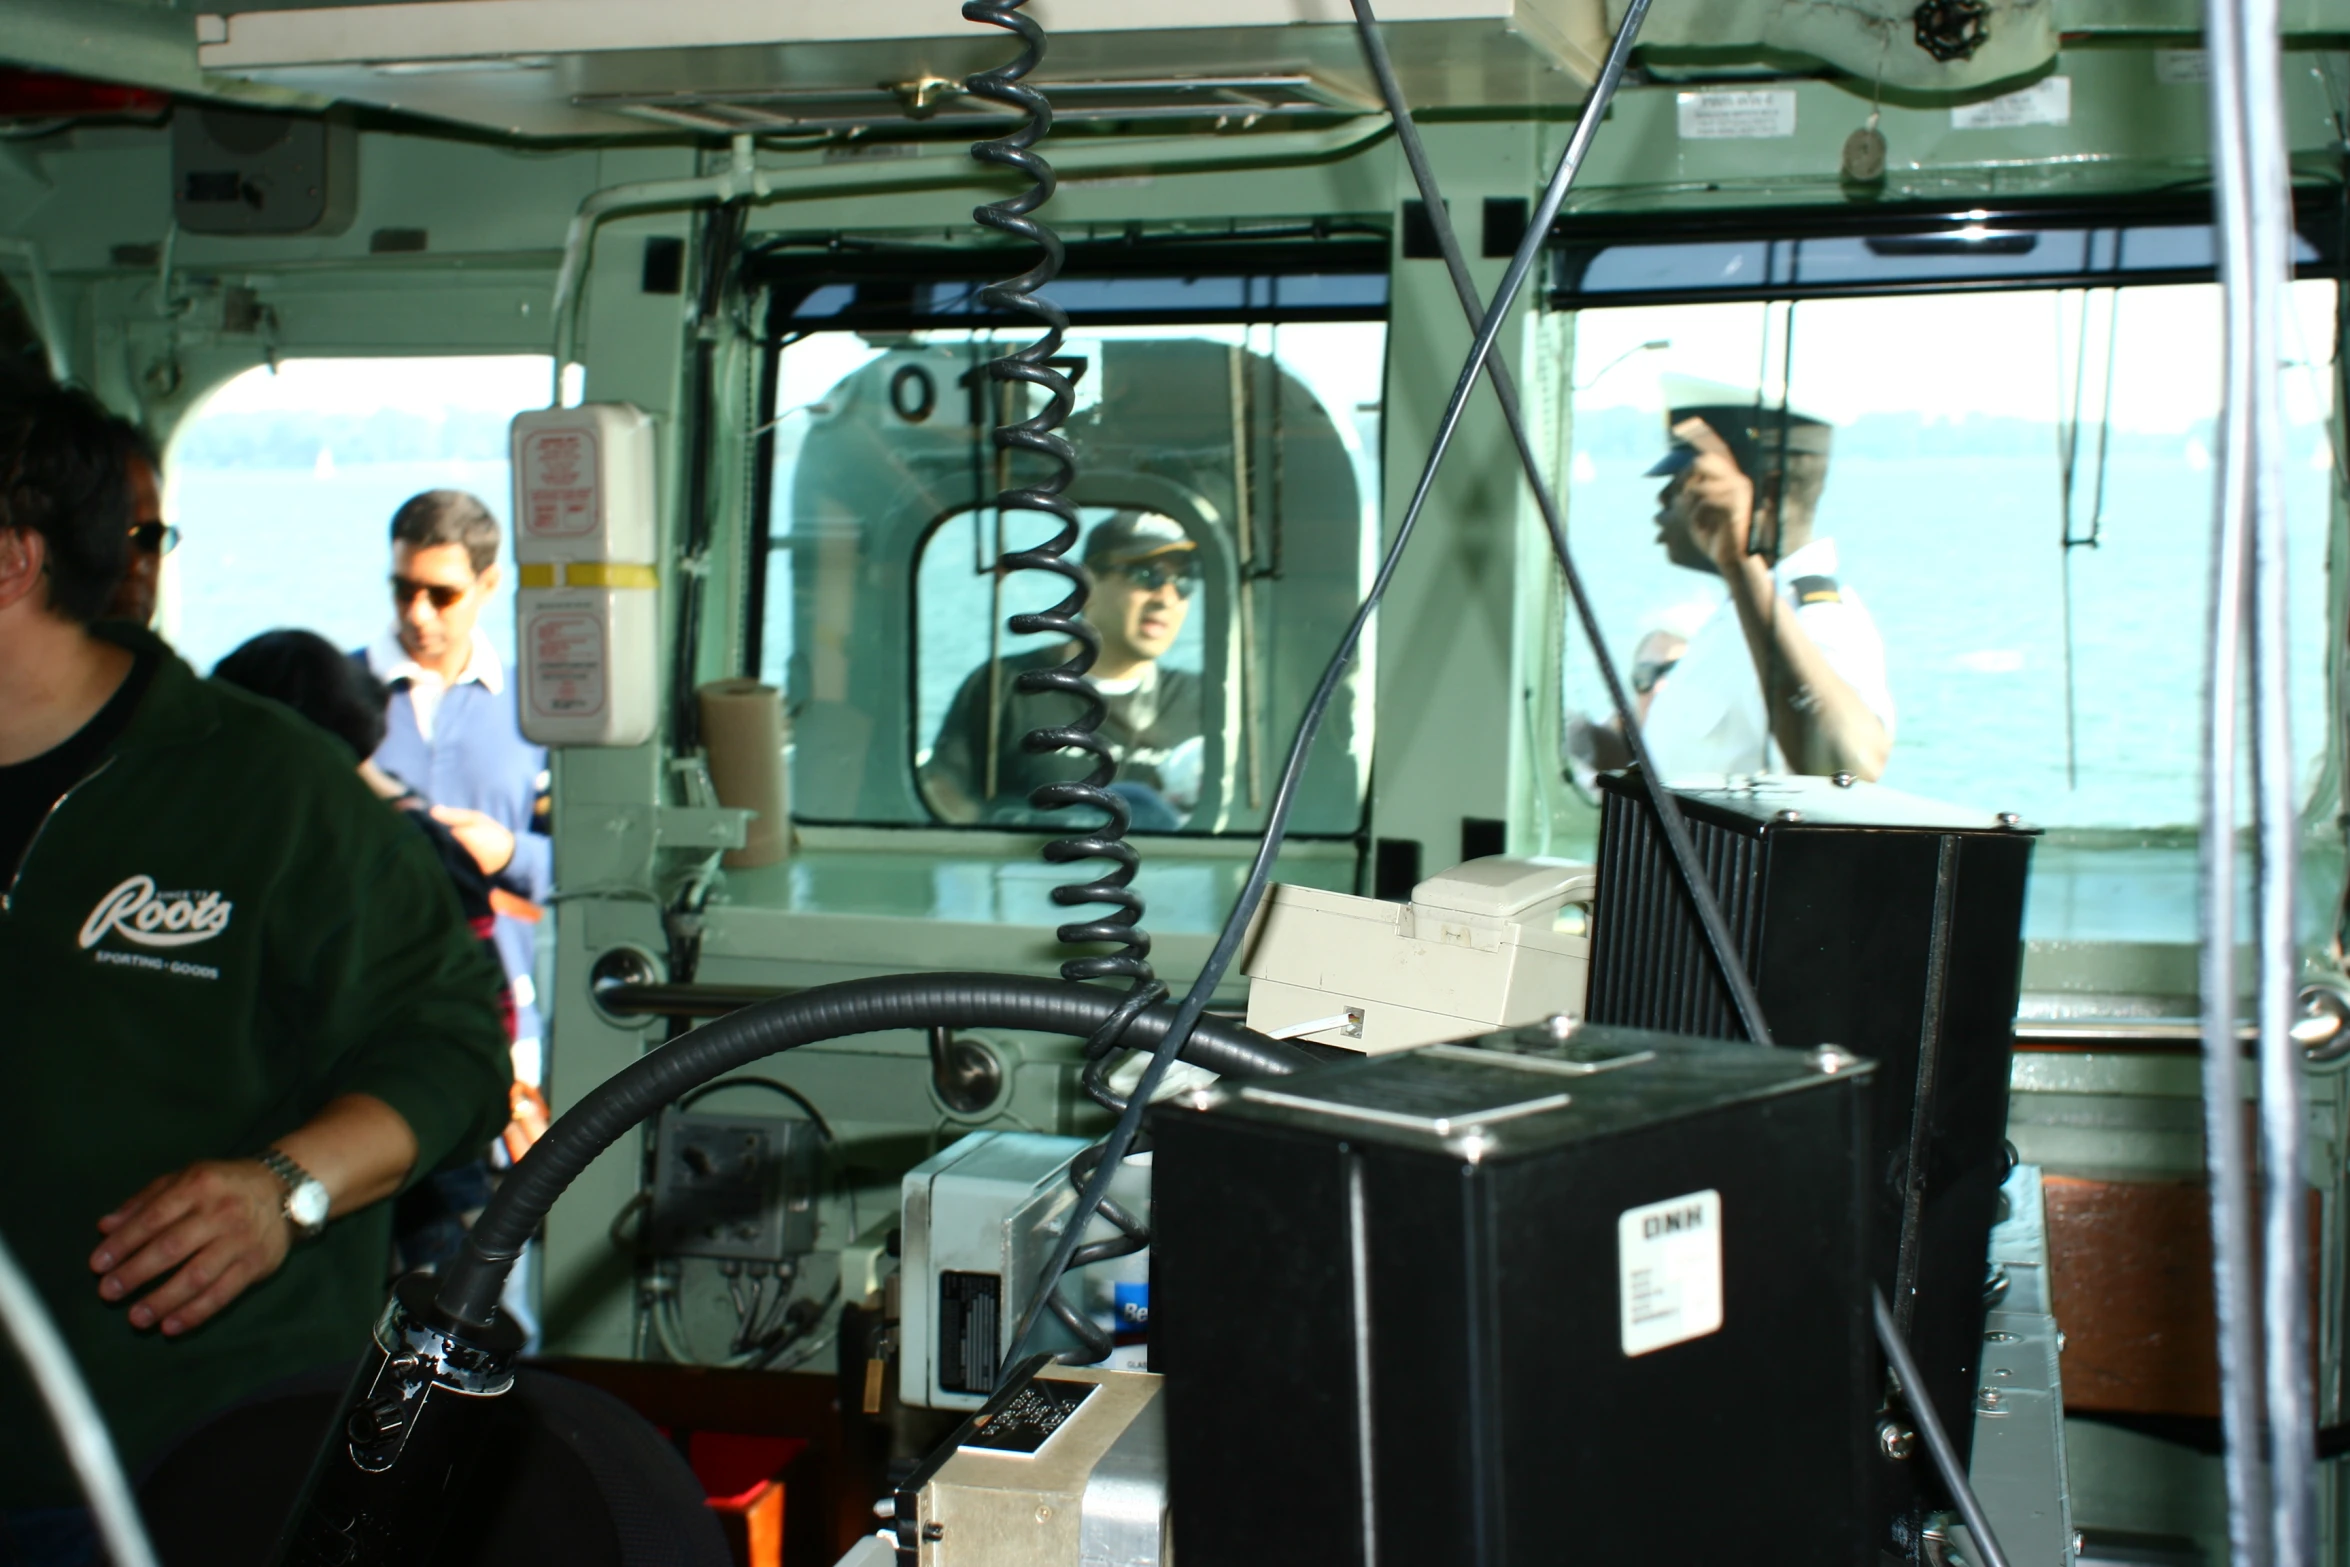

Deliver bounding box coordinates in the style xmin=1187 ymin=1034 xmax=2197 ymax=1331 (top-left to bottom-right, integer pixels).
xmin=216 ymin=630 xmax=500 ymax=982
xmin=0 ymin=386 xmax=511 ymax=1558
xmin=214 ymin=628 xmax=392 ymax=761
xmin=921 ymin=510 xmax=1207 ymax=829
xmin=214 ymin=628 xmax=542 ymax=1278
xmin=361 ymin=488 xmax=552 ymax=1086
xmin=100 ymin=418 xmax=171 ymax=629
xmin=1568 ymin=376 xmax=1893 ymax=783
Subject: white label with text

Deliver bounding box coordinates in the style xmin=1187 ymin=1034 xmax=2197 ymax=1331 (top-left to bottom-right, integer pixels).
xmin=1951 ymin=77 xmax=2071 ymax=130
xmin=1676 ymin=90 xmax=1796 ymax=140
xmin=1619 ymin=1188 xmax=1723 ymax=1357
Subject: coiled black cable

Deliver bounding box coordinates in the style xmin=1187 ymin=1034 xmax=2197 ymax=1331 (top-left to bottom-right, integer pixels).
xmin=996 ymin=0 xmax=1660 ymax=1383
xmin=1040 ymin=1140 xmax=1149 ymax=1362
xmin=965 ymin=0 xmax=1166 ymax=1362
xmin=963 ymin=0 xmax=1156 ymax=1013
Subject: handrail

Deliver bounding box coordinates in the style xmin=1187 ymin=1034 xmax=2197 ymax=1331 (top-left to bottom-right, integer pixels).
xmin=544 ymin=118 xmax=1393 ymax=403
xmin=592 ymin=981 xmax=797 ymax=1020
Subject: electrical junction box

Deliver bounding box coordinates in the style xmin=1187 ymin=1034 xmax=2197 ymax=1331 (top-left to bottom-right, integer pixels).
xmin=515 ymin=582 xmax=659 ymax=748
xmin=171 ymin=105 xmax=355 ymax=236
xmin=900 ymin=1132 xmax=1151 ymax=1411
xmin=509 ymin=404 xmax=660 ymax=748
xmin=1151 ymin=1025 xmax=1879 ymax=1567
xmin=647 ymin=1108 xmax=821 ymax=1264
xmin=1241 ymin=855 xmax=1594 ymax=1052
xmin=511 ymin=404 xmax=658 ymax=565
xmin=901 ymin=1366 xmax=1168 ymax=1567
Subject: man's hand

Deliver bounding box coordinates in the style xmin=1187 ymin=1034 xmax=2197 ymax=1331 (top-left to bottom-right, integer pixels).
xmin=89 ymin=1161 xmax=291 ymax=1337
xmin=87 ymin=1094 xmax=419 ymax=1339
xmin=1670 ymin=417 xmax=1756 ymax=574
xmin=430 ymin=805 xmax=517 ymax=876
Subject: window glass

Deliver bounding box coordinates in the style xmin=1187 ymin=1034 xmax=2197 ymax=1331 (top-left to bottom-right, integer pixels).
xmin=760 ymin=319 xmax=1384 ymax=835
xmin=914 ymin=504 xmax=1212 ymax=828
xmin=1554 ymin=217 xmax=2329 ymax=306
xmin=1559 ymin=283 xmax=2339 ymax=829
xmin=163 ymin=355 xmax=551 ymax=674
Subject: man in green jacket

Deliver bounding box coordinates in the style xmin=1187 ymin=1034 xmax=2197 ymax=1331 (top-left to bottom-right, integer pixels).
xmin=0 ymin=386 xmax=512 ymax=1552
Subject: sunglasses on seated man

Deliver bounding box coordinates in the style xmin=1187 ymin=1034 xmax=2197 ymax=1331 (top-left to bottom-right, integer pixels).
xmin=130 ymin=521 xmax=179 ymax=555
xmin=1109 ymin=559 xmax=1199 ymax=597
xmin=392 ymin=575 xmax=471 ymax=611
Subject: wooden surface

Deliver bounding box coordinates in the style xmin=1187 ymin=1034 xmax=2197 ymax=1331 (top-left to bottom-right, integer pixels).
xmin=2043 ymin=1175 xmax=2321 ymax=1420
xmin=2044 ymin=1176 xmax=2223 ymax=1417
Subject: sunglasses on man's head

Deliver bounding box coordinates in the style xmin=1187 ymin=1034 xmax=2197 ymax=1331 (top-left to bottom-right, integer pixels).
xmin=129 ymin=522 xmax=179 ymax=556
xmin=392 ymin=575 xmax=470 ymax=611
xmin=1113 ymin=560 xmax=1199 ymax=597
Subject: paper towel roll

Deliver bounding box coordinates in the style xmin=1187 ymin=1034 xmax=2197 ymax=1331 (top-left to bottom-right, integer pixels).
xmin=696 ymin=679 xmax=789 ymax=868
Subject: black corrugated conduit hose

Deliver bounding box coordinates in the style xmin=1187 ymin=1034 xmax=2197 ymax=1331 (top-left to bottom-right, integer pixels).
xmin=269 ymin=976 xmax=1317 ymax=1564
xmin=438 ymin=974 xmax=1313 ymax=1324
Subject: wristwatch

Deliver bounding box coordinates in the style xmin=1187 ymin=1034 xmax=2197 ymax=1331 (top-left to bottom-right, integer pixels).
xmin=258 ymin=1149 xmax=331 ymax=1241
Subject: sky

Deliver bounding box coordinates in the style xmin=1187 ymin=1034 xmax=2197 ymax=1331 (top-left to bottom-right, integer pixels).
xmin=1568 ymin=280 xmax=2340 ymax=433
xmin=192 ymin=354 xmax=559 ymax=418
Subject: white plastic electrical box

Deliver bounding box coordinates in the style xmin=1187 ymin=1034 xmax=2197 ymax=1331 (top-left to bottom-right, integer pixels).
xmin=517 ymin=583 xmax=659 ymax=748
xmin=510 ymin=403 xmax=660 ymax=747
xmin=511 ymin=403 xmax=658 ymax=565
xmin=900 ymin=1132 xmax=1151 ymax=1412
xmin=1240 ymin=855 xmax=1595 ymax=1053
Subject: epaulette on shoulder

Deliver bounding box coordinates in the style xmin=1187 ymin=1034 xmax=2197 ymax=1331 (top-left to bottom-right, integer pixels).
xmin=1790 ymin=574 xmax=1841 ymax=606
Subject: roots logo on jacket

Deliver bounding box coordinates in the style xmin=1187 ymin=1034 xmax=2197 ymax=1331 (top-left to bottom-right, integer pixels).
xmin=78 ymin=875 xmax=234 ymax=951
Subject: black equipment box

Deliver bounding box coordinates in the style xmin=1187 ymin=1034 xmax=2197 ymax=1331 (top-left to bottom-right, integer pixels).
xmin=1153 ymin=1025 xmax=1877 ymax=1567
xmin=1587 ymin=771 xmax=2035 ymax=1554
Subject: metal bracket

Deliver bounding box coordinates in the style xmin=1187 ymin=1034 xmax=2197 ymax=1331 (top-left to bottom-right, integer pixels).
xmin=653 ymin=804 xmax=750 ymax=852
xmin=572 ymin=801 xmax=750 ymax=854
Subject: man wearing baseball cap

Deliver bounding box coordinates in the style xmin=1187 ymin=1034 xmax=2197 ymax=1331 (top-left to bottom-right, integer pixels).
xmin=923 ymin=510 xmax=1207 ymax=828
xmin=1573 ymin=376 xmax=1894 ymax=783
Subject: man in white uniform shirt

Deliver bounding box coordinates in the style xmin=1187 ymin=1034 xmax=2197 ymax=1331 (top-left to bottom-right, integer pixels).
xmin=1573 ymin=382 xmax=1894 ymax=783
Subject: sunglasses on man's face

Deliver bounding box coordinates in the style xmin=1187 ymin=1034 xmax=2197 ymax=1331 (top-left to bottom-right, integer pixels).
xmin=1114 ymin=561 xmax=1199 ymax=598
xmin=1630 ymin=656 xmax=1680 ymax=696
xmin=129 ymin=522 xmax=179 ymax=556
xmin=392 ymin=575 xmax=471 ymax=612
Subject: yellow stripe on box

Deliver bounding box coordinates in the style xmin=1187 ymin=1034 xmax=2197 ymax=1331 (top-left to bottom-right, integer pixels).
xmin=517 ymin=562 xmax=659 ymax=590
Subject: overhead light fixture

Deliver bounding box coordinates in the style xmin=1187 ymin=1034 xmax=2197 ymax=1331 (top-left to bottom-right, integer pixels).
xmin=369 ymin=56 xmax=554 ymax=77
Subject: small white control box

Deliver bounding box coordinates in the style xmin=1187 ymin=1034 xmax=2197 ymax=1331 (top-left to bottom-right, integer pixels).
xmin=1240 ymin=856 xmax=1595 ymax=1053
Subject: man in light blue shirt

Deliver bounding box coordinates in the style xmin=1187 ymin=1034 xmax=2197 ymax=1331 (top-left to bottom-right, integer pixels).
xmin=361 ymin=488 xmax=551 ymax=1082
